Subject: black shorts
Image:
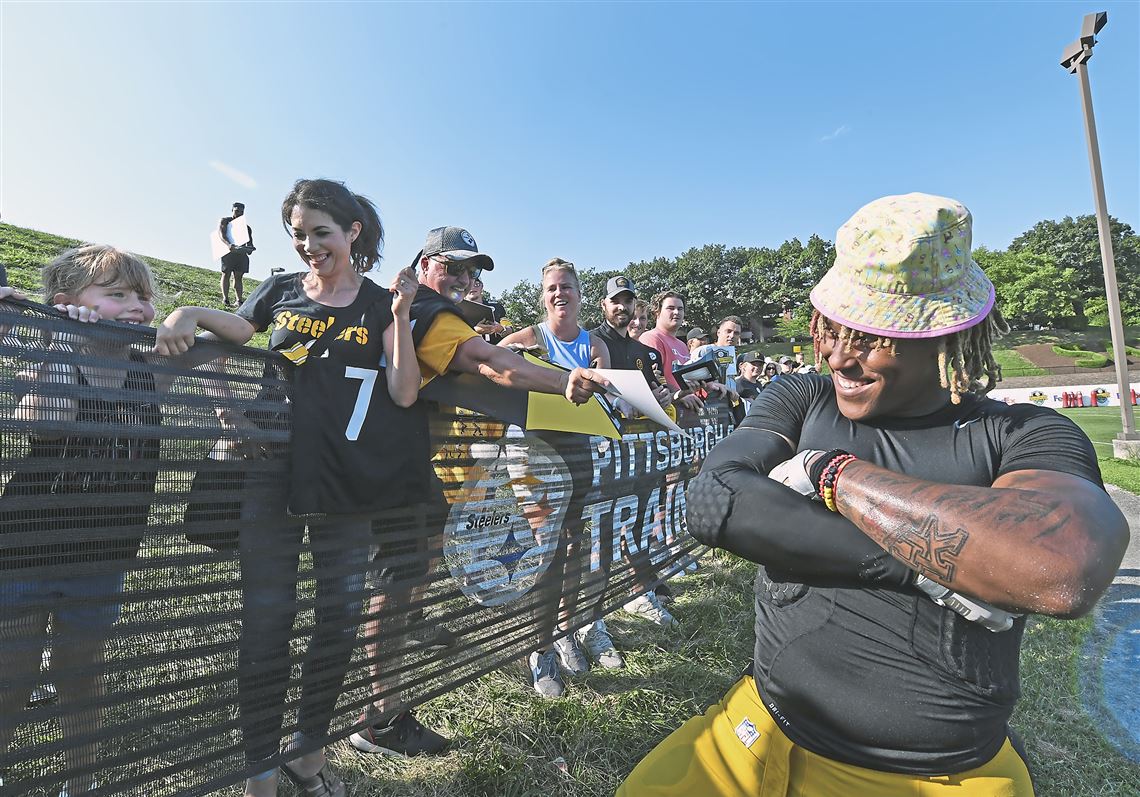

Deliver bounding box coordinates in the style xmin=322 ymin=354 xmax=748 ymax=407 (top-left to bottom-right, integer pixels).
xmin=369 ymin=479 xmax=448 ymax=586
xmin=221 ymin=252 xmax=250 ymax=275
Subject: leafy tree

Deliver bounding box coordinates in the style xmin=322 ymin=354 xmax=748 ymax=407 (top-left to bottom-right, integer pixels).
xmin=973 ymin=247 xmax=1080 ymax=327
xmin=498 ymin=279 xmax=541 ymax=330
xmin=626 ymin=245 xmax=758 ymax=331
xmin=1008 ymin=215 xmax=1139 ymax=324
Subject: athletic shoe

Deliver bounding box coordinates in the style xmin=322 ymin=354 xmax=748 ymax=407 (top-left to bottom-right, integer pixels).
xmin=577 ymin=619 xmax=624 ymax=669
xmin=29 ymin=681 xmax=57 ymax=706
xmin=528 ymin=649 xmax=565 ymax=697
xmin=349 ymin=710 xmax=449 ymax=756
xmin=405 ymin=607 xmax=458 ymax=649
xmin=58 ymin=779 xmax=97 ymax=797
xmin=553 ymin=635 xmax=590 ymax=676
xmin=410 ymin=624 xmax=458 ymax=649
xmin=623 ymin=591 xmax=677 ymax=627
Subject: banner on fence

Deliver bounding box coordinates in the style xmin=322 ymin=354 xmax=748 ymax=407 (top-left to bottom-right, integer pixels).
xmin=0 ymin=301 xmax=732 ymax=796
xmin=988 ymin=381 xmax=1140 ymax=409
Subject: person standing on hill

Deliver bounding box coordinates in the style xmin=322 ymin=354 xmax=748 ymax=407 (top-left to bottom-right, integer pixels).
xmin=219 ymin=202 xmax=255 ymax=307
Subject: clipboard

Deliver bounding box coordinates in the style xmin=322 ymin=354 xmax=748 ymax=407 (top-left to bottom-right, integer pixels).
xmin=458 ymin=300 xmax=495 ymax=327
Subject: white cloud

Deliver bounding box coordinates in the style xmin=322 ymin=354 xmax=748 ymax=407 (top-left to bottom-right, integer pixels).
xmin=819 ymin=124 xmax=851 ymax=143
xmin=209 ymin=160 xmax=258 ymax=189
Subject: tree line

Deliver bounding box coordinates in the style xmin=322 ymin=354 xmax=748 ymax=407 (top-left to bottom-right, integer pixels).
xmin=496 ymin=214 xmax=1139 ymax=338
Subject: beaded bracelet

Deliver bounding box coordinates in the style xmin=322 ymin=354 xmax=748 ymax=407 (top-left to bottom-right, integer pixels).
xmin=819 ymin=453 xmax=857 ymax=512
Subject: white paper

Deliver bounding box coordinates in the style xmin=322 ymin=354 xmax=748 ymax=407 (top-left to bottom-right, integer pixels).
xmin=209 ymin=228 xmax=229 ymax=260
xmin=591 ymin=368 xmax=688 ymax=437
xmin=228 ymin=218 xmax=251 ymax=247
xmin=210 ymin=216 xmax=251 ymax=261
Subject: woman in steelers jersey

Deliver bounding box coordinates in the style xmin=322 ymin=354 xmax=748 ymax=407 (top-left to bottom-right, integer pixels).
xmin=157 ymin=179 xmax=423 ymax=797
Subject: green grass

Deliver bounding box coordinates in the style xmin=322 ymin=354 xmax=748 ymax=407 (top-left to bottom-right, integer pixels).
xmin=1000 ymin=326 xmax=1140 ymax=350
xmin=993 ymin=348 xmax=1048 ymax=377
xmin=1012 ymin=615 xmax=1140 ymax=796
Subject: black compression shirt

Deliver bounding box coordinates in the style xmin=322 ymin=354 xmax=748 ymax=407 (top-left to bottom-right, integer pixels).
xmin=736 ymin=374 xmax=1101 ymax=774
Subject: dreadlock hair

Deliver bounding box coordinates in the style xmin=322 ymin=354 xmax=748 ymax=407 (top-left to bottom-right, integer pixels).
xmin=809 ymin=307 xmax=1009 ymax=405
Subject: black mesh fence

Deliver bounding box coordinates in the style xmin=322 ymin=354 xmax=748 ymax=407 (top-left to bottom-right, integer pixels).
xmin=0 ymin=301 xmax=735 ymax=796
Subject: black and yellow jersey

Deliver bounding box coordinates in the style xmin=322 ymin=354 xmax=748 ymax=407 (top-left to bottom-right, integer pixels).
xmin=238 ymin=273 xmax=431 ymax=516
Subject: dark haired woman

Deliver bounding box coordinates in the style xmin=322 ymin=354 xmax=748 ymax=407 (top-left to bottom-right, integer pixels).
xmin=158 ymin=179 xmax=425 ymax=797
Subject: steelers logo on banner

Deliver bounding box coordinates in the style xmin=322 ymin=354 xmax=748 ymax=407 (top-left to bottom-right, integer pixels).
xmin=444 ymin=435 xmax=570 ymax=607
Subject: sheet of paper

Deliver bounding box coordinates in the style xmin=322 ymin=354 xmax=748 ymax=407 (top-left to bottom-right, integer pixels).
xmin=209 ymin=228 xmax=230 ymax=260
xmin=228 ymin=218 xmax=251 ymax=247
xmin=591 ymin=368 xmax=688 ymax=436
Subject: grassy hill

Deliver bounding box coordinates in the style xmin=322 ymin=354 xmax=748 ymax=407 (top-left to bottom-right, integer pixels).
xmin=0 ymin=222 xmax=260 ymax=321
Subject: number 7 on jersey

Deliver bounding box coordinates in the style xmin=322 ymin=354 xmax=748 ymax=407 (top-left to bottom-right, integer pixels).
xmin=344 ymin=366 xmax=378 ymax=441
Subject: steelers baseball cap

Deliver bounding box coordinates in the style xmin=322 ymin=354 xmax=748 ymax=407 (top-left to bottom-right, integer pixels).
xmin=410 ymin=226 xmax=495 ymax=271
xmin=605 ymin=275 xmax=637 ymax=300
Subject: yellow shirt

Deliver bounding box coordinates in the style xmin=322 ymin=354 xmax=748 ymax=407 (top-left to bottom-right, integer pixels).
xmin=416 ymin=313 xmax=479 ymax=386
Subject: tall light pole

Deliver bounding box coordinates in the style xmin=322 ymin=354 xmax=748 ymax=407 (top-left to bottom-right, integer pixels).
xmin=1060 ymin=11 xmax=1139 ymax=457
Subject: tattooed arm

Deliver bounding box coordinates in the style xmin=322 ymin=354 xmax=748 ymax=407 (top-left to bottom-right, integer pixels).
xmin=833 ymin=463 xmax=1128 ymax=618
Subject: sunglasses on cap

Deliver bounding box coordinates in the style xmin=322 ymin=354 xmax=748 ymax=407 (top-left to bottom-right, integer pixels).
xmin=432 ymin=256 xmax=482 ymax=282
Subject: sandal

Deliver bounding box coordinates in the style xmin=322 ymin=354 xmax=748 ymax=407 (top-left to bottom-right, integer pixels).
xmin=280 ymin=761 xmax=345 ymax=797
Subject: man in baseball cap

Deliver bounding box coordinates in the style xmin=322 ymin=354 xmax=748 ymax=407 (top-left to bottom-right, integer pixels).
xmin=409 ymin=225 xmax=494 ymax=273
xmin=621 ymin=192 xmax=1126 ymax=795
xmin=354 ymin=226 xmax=610 ymax=756
xmin=735 ymin=351 xmax=765 ymax=399
xmin=685 ymin=327 xmax=709 ymax=355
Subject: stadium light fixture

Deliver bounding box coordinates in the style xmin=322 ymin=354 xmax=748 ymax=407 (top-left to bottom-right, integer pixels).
xmin=1059 ymin=12 xmax=1138 ymax=453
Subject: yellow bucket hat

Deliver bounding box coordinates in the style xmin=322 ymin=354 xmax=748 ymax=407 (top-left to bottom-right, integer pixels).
xmin=809 ymin=192 xmax=995 ymax=339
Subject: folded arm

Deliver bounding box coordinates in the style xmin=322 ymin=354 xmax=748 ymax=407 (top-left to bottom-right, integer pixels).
xmin=833 ymin=463 xmax=1129 ymax=617
xmin=687 ymin=428 xmax=913 ymax=589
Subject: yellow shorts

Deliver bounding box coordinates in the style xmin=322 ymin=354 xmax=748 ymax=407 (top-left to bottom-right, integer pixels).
xmin=617 ymin=676 xmax=1034 ymax=797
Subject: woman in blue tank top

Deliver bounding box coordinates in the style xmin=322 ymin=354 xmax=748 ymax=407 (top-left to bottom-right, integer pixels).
xmin=496 ymin=257 xmax=610 ymax=697
xmin=497 ymin=258 xmax=609 ymax=370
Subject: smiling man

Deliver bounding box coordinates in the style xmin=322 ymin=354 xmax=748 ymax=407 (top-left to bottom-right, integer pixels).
xmin=618 ymin=193 xmax=1129 ymax=796
xmin=352 ymin=226 xmax=610 ymax=757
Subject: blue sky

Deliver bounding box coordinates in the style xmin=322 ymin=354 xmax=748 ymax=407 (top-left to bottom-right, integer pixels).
xmin=2 ymin=2 xmax=1137 ymax=295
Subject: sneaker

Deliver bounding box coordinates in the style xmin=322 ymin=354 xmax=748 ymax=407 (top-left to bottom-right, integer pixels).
xmin=349 ymin=710 xmax=449 ymax=756
xmin=58 ymin=779 xmax=97 ymax=797
xmin=577 ymin=619 xmax=624 ymax=669
xmin=553 ymin=635 xmax=590 ymax=676
xmin=623 ymin=591 xmax=677 ymax=627
xmin=29 ymin=681 xmax=57 ymax=706
xmin=405 ymin=607 xmax=458 ymax=649
xmin=528 ymin=649 xmax=565 ymax=697
xmin=409 ymin=624 xmax=458 ymax=649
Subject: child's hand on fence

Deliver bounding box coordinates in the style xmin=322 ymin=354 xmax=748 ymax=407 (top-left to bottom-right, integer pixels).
xmin=53 ymin=303 xmax=102 ymax=324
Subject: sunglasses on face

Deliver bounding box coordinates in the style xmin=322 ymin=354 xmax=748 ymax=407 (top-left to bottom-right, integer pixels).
xmin=433 ymin=256 xmax=482 ymax=282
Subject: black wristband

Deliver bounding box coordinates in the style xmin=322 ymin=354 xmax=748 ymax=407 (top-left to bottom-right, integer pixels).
xmin=808 ymin=448 xmax=851 ymax=493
